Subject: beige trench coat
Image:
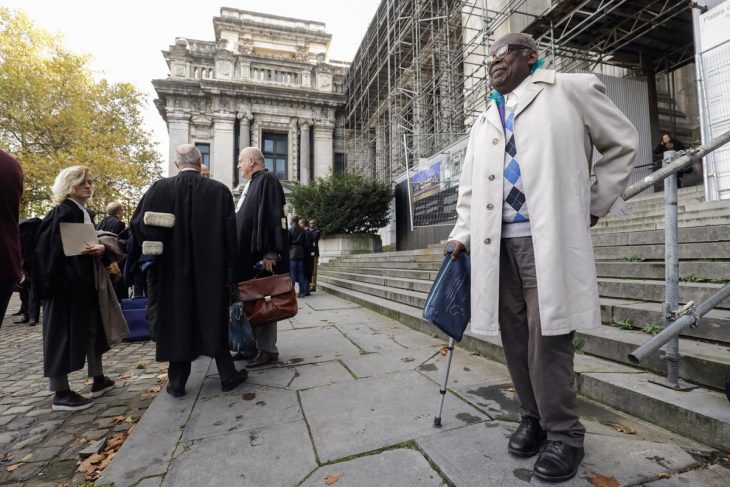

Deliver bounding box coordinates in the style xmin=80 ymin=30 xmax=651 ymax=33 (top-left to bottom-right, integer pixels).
xmin=449 ymin=70 xmax=638 ymax=336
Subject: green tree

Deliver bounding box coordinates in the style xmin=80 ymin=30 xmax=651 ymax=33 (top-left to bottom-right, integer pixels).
xmin=0 ymin=8 xmax=162 ymax=217
xmin=290 ymin=174 xmax=393 ymax=235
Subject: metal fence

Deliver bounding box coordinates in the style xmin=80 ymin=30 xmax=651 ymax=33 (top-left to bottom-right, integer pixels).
xmin=698 ymin=38 xmax=730 ymax=201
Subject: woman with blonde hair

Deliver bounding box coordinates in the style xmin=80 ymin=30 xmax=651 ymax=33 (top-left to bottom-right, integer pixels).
xmin=33 ymin=166 xmax=117 ymax=411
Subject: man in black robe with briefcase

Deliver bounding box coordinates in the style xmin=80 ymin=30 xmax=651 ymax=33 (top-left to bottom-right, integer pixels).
xmin=234 ymin=146 xmax=289 ymax=368
xmin=131 ymin=144 xmax=247 ymax=397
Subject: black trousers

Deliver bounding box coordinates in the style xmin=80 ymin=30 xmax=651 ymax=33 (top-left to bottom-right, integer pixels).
xmin=0 ymin=278 xmax=16 ymax=329
xmin=168 ymin=352 xmax=238 ymax=391
xmin=17 ymin=284 xmax=40 ymax=322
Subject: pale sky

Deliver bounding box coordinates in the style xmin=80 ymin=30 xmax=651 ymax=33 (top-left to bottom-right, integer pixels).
xmin=4 ymin=0 xmax=381 ymax=160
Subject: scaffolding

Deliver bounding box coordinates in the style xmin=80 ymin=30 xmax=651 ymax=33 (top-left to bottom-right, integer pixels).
xmin=342 ymin=0 xmax=696 ymax=184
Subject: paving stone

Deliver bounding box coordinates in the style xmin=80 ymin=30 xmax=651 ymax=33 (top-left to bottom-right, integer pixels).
xmin=416 ymin=347 xmax=512 ymax=387
xmin=303 ymin=293 xmax=362 ymax=310
xmin=339 ymin=347 xmax=438 ymax=378
xmin=337 ymin=321 xmax=436 ymax=354
xmin=1 ymin=406 xmax=33 ymax=415
xmin=183 ymin=382 xmax=302 ymax=441
xmin=288 ymin=361 xmax=355 ymax=390
xmin=277 ymin=326 xmax=362 ymax=364
xmin=415 ymin=421 xmax=700 ymax=486
xmin=163 ymin=420 xmax=316 ymax=487
xmin=299 ymin=369 xmax=489 ymax=462
xmin=0 ymin=430 xmax=18 ymax=445
xmin=289 ymin=306 xmax=382 ymax=328
xmin=25 ymin=445 xmax=63 ymax=463
xmin=26 ymin=409 xmax=52 ymax=418
xmin=245 ymin=366 xmax=296 ymax=389
xmin=101 ymin=406 xmax=129 ymax=417
xmin=300 ymin=448 xmax=444 ymax=487
xmin=0 ymin=415 xmax=15 ymax=426
xmin=28 ymin=419 xmax=63 ymax=437
xmin=643 ymin=463 xmax=729 ymax=486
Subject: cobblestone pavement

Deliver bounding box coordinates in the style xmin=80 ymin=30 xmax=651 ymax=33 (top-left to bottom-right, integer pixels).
xmin=0 ymin=295 xmax=161 ymax=486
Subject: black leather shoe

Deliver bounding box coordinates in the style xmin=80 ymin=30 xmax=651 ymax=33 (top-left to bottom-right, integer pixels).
xmin=11 ymin=310 xmax=23 ymax=316
xmin=221 ymin=370 xmax=248 ymax=392
xmin=533 ymin=440 xmax=585 ymax=482
xmin=90 ymin=376 xmax=115 ymax=398
xmin=28 ymin=320 xmax=38 ymax=326
xmin=508 ymin=416 xmax=546 ymax=457
xmin=166 ymin=383 xmax=186 ymax=398
xmin=14 ymin=317 xmax=29 ymax=324
xmin=52 ymin=390 xmax=92 ymax=411
xmin=232 ymin=351 xmax=258 ymax=361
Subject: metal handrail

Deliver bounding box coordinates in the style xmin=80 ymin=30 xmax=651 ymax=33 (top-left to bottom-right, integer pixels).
xmin=624 ymin=129 xmax=730 ymax=388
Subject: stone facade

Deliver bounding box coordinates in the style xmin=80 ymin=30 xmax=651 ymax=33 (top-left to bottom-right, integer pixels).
xmin=153 ymin=7 xmax=348 ymax=189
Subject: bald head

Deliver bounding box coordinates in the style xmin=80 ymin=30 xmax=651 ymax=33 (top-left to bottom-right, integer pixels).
xmin=175 ymin=144 xmax=202 ymax=168
xmin=238 ymin=147 xmax=266 ymax=179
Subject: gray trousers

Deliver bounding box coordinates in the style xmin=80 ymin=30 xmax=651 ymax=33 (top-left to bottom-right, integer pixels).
xmin=48 ymin=346 xmax=103 ymax=392
xmin=499 ymin=237 xmax=585 ymax=447
xmin=253 ymin=322 xmax=278 ymax=355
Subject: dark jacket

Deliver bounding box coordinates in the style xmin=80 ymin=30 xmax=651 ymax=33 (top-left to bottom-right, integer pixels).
xmin=309 ymin=226 xmax=321 ymax=257
xmin=0 ymin=150 xmax=23 ymax=280
xmin=654 ymin=137 xmax=685 ymax=155
xmin=289 ymin=224 xmax=306 ymax=260
xmin=96 ymin=215 xmax=126 ymax=235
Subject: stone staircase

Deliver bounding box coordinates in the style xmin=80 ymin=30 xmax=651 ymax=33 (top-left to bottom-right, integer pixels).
xmin=317 ymin=189 xmax=730 ymax=451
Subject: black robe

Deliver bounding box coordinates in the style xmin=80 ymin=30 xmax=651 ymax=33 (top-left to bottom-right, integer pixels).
xmin=131 ymin=171 xmax=237 ymax=362
xmin=96 ymin=215 xmax=125 ymax=236
xmin=33 ymin=200 xmax=109 ymax=377
xmin=234 ymin=169 xmax=289 ymax=282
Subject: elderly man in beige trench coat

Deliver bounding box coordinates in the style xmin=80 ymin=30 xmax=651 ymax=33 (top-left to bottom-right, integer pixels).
xmin=448 ymin=33 xmax=638 ymax=482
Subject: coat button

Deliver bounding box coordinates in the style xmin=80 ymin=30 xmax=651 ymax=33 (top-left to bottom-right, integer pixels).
xmin=483 ymin=238 xmax=491 ymax=244
xmin=488 ymin=175 xmax=495 ymax=181
xmin=492 ymin=138 xmax=499 ymax=145
xmin=487 ymin=203 xmax=494 ymax=210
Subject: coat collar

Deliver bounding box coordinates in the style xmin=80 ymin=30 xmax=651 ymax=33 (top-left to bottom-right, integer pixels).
xmin=481 ymin=69 xmax=556 ymax=127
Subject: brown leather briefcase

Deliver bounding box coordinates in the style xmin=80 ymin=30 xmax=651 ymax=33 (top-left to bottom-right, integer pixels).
xmin=236 ymin=273 xmax=298 ymax=325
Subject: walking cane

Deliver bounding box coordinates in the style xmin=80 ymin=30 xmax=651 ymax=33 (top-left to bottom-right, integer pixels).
xmin=433 ymin=337 xmax=455 ymax=428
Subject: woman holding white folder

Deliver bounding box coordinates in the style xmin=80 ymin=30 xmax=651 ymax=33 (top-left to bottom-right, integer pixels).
xmin=33 ymin=166 xmax=116 ymax=411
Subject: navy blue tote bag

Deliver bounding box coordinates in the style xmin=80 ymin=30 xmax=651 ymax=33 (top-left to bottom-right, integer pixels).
xmin=423 ymin=252 xmax=471 ymax=341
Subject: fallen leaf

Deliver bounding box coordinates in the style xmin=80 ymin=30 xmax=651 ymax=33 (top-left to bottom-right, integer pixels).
xmin=463 ymin=366 xmax=471 ymax=371
xmin=401 ymin=357 xmax=415 ymax=362
xmin=657 ymin=472 xmax=672 ymax=479
xmin=19 ymin=453 xmax=32 ymax=462
xmin=117 ymin=372 xmax=134 ymax=381
xmin=135 ymin=362 xmax=147 ymax=369
xmin=604 ymin=422 xmax=636 ymax=435
xmin=157 ymin=373 xmax=169 ymax=384
xmin=112 ymin=415 xmax=127 ymax=424
xmin=6 ymin=463 xmax=22 ymax=472
xmin=324 ymin=473 xmax=341 ymax=485
xmin=503 ymin=386 xmax=516 ymax=393
xmin=159 ymin=363 xmax=169 ymax=372
xmin=83 ymin=378 xmax=94 ymax=385
xmin=0 ymin=452 xmax=13 ymax=463
xmin=586 ymin=472 xmax=620 ymax=487
xmin=439 ymin=347 xmax=449 ymax=356
xmin=147 ymin=385 xmax=161 ymax=393
xmin=242 ymin=393 xmax=256 ymax=401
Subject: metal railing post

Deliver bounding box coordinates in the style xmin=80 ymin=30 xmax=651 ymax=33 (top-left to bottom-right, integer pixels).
xmin=662 ymin=150 xmax=680 ymax=387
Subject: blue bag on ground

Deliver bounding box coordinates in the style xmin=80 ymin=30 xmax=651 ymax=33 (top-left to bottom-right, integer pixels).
xmin=423 ymin=253 xmax=471 ymax=341
xmin=121 ymin=297 xmax=151 ymax=341
xmin=228 ymin=301 xmax=258 ymax=354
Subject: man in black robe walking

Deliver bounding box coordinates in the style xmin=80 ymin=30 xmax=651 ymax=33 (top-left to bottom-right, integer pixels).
xmin=234 ymin=147 xmax=289 ymax=368
xmin=131 ymin=144 xmax=247 ymax=397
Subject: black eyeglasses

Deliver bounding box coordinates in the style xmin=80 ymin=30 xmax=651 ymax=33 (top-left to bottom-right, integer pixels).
xmin=487 ymin=44 xmax=532 ymax=65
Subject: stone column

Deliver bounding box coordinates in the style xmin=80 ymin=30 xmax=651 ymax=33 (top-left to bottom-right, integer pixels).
xmin=288 ymin=119 xmax=299 ymax=181
xmin=251 ymin=119 xmax=261 ymax=149
xmin=212 ymin=112 xmax=236 ymax=189
xmin=237 ymin=112 xmax=252 ymax=150
xmin=313 ymin=121 xmax=334 ymax=179
xmin=167 ymin=111 xmax=190 ymax=176
xmin=299 ymin=120 xmax=312 ymax=184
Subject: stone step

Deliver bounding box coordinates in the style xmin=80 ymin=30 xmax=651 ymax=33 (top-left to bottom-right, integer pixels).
xmin=326 ymin=260 xmax=442 ymax=271
xmin=597 ymin=278 xmax=730 ymax=309
xmin=320 ymin=265 xmax=439 ymax=281
xmin=602 ymin=201 xmax=730 ymax=221
xmin=592 ymin=225 xmax=730 ymax=247
xmin=594 ymin=241 xmax=730 ymax=260
xmin=590 ymin=216 xmax=730 ymax=234
xmin=602 ymin=298 xmax=730 ymax=343
xmin=595 ymin=261 xmax=730 ymax=281
xmin=316 ymin=274 xmax=730 ymax=389
xmin=318 ymin=282 xmax=730 ymax=451
xmin=319 ymin=269 xmax=434 ymax=293
xmin=592 ymin=212 xmax=730 ymax=231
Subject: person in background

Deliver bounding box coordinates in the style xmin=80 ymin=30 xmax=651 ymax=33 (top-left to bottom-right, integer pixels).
xmin=308 ymin=219 xmax=321 ymax=292
xmin=235 ymin=147 xmax=289 ymax=368
xmin=0 ymin=149 xmax=23 ymax=326
xmin=96 ymin=202 xmax=126 ymax=235
xmin=33 ymin=166 xmax=117 ymax=411
xmin=300 ymin=218 xmax=314 ymax=296
xmin=289 ymin=216 xmax=309 ymax=298
xmin=14 ymin=217 xmax=43 ymax=325
xmin=131 ymin=144 xmax=247 ymax=397
xmin=654 ymin=133 xmax=685 ymax=155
